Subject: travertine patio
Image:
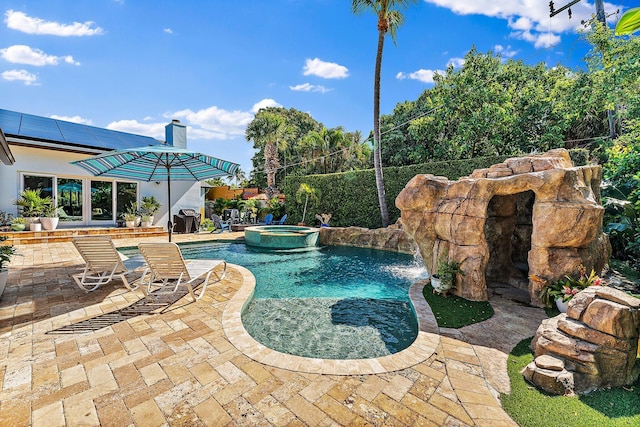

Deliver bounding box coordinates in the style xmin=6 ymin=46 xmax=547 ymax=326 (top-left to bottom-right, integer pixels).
xmin=0 ymin=233 xmax=520 ymax=426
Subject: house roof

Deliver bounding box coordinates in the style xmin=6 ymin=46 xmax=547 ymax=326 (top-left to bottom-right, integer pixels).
xmin=0 ymin=127 xmax=15 ymax=165
xmin=0 ymin=109 xmax=163 ymax=155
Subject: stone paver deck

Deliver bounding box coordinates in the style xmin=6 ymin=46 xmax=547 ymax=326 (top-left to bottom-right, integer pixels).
xmin=1 ymin=232 xmax=519 ymax=426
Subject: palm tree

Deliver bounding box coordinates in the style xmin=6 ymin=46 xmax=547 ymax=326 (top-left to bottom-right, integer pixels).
xmin=352 ymin=0 xmax=417 ymax=227
xmin=245 ymin=110 xmax=291 ymax=198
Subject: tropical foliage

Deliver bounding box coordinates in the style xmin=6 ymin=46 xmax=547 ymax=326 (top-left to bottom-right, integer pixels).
xmin=378 ymin=47 xmax=612 ymax=167
xmin=245 ymin=107 xmax=371 ymax=190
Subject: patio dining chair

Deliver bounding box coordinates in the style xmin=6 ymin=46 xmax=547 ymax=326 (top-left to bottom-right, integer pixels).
xmin=138 ymin=242 xmax=227 ymax=302
xmin=72 ymin=236 xmax=146 ymax=292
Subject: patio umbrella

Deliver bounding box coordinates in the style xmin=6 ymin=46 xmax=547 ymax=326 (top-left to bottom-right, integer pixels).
xmin=71 ymin=145 xmax=239 ymax=241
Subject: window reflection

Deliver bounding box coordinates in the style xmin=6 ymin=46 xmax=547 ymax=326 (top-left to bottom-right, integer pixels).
xmin=57 ymin=178 xmax=83 ymax=222
xmin=91 ymin=181 xmax=113 ymax=221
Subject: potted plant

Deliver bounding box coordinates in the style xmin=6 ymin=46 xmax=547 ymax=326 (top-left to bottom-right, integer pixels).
xmin=537 ymin=265 xmax=604 ymax=313
xmin=0 ymin=211 xmax=14 ymax=232
xmin=431 ymin=259 xmax=464 ymax=296
xmin=140 ymin=196 xmax=161 ymax=225
xmin=0 ymin=236 xmax=16 ymax=299
xmin=140 ymin=214 xmax=153 ymax=228
xmin=122 ymin=202 xmax=139 ymax=228
xmin=10 ymin=217 xmax=26 ymax=232
xmin=40 ymin=203 xmax=60 ymax=231
xmin=13 ymin=189 xmax=50 ymax=231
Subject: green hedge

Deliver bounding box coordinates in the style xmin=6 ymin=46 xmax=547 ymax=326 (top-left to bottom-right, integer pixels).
xmin=283 ymin=155 xmax=508 ymax=229
xmin=283 ymin=149 xmax=589 ymax=229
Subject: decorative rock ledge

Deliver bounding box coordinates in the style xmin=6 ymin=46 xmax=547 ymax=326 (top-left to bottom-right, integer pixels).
xmin=319 ymin=226 xmax=417 ymax=254
xmin=396 ymin=149 xmax=611 ymax=305
xmin=524 ymin=286 xmax=640 ymax=395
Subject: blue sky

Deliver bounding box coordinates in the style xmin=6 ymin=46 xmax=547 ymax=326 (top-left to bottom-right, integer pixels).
xmin=0 ymin=0 xmax=627 ymax=176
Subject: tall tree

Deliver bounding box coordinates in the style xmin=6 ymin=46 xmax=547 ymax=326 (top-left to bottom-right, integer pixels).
xmin=245 ymin=110 xmax=291 ymax=198
xmin=352 ymin=0 xmax=417 ymax=228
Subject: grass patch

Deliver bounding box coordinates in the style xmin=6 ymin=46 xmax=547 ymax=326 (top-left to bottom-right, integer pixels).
xmin=501 ymin=338 xmax=640 ymax=427
xmin=422 ymin=283 xmax=494 ymax=328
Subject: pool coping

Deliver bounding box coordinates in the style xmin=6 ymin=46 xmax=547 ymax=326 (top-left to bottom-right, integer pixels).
xmin=222 ymin=264 xmax=441 ymax=375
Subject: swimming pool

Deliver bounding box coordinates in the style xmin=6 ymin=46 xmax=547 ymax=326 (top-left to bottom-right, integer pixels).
xmin=142 ymin=242 xmax=426 ymax=359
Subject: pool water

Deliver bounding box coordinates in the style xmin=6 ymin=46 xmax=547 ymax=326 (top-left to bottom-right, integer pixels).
xmin=140 ymin=243 xmax=426 ymax=359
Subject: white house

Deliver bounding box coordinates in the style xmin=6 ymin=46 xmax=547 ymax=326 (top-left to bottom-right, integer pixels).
xmin=0 ymin=109 xmax=204 ymax=229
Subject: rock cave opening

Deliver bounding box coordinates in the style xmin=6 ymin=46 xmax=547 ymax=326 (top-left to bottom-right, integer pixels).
xmin=484 ymin=190 xmax=535 ymax=303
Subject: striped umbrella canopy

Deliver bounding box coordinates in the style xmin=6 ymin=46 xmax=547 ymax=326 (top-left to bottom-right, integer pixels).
xmin=71 ymin=145 xmax=239 ymax=241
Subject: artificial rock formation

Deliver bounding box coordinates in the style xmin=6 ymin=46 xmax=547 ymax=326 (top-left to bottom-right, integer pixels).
xmin=524 ymin=286 xmax=640 ymax=395
xmin=319 ymin=226 xmax=417 ymax=254
xmin=396 ymin=149 xmax=610 ymax=305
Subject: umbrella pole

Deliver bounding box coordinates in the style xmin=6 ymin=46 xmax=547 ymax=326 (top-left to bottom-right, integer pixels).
xmin=167 ymin=163 xmax=172 ymax=242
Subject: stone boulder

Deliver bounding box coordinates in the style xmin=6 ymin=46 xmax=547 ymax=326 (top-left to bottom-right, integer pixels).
xmin=525 ymin=287 xmax=640 ymax=395
xmin=395 ymin=149 xmax=611 ymax=305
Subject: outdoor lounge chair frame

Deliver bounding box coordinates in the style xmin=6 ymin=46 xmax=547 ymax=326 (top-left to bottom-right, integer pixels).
xmin=72 ymin=236 xmax=146 ymax=292
xmin=138 ymin=242 xmax=227 ymax=302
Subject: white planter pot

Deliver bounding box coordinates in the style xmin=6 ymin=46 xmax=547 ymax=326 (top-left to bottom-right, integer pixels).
xmin=431 ymin=275 xmax=452 ymax=295
xmin=125 ymin=220 xmax=136 ymax=228
xmin=29 ymin=222 xmax=41 ymax=232
xmin=556 ymin=298 xmax=569 ymax=313
xmin=0 ymin=269 xmax=8 ymax=300
xmin=141 ymin=221 xmax=152 ymax=228
xmin=41 ymin=217 xmax=59 ymax=230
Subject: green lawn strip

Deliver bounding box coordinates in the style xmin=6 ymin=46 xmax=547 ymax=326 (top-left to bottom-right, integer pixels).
xmin=422 ymin=283 xmax=494 ymax=328
xmin=501 ymin=338 xmax=640 ymax=427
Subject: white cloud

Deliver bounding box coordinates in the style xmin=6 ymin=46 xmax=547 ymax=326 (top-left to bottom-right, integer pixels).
xmin=423 ymin=0 xmax=622 ymax=48
xmin=1 ymin=69 xmax=37 ymax=85
xmin=511 ymin=30 xmax=561 ymax=48
xmin=168 ymin=106 xmax=254 ymax=138
xmin=108 ymin=100 xmax=284 ymax=144
xmin=494 ymin=44 xmax=518 ymax=58
xmin=50 ymin=115 xmax=93 ymax=125
xmin=396 ymin=69 xmax=442 ymax=84
xmin=447 ymin=57 xmax=465 ymax=68
xmin=106 ymin=120 xmax=167 ymax=139
xmin=4 ymin=9 xmax=104 ymax=36
xmin=290 ymin=83 xmax=330 ymax=93
xmin=251 ymin=98 xmax=282 ymax=113
xmin=303 ymin=58 xmax=349 ymax=79
xmin=0 ymin=45 xmax=80 ymax=66
xmin=164 ymin=28 xmax=173 ymax=34
xmin=508 ymin=16 xmax=533 ymax=31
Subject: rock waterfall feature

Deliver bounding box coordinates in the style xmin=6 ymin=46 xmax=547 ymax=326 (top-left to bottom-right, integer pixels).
xmin=395 ymin=149 xmax=610 ymax=306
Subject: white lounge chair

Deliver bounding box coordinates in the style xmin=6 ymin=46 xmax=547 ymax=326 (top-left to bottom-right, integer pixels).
xmin=72 ymin=236 xmax=146 ymax=292
xmin=137 ymin=242 xmax=227 ymax=302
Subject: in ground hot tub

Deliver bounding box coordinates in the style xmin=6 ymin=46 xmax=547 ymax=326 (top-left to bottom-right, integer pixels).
xmin=244 ymin=225 xmax=320 ymax=249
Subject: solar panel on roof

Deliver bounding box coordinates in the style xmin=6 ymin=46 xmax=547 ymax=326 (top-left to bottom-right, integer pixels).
xmin=0 ymin=108 xmax=162 ymax=151
xmin=0 ymin=110 xmax=23 ymax=134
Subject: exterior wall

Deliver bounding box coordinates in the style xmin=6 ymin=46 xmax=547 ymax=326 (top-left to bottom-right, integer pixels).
xmin=0 ymin=145 xmax=201 ymax=229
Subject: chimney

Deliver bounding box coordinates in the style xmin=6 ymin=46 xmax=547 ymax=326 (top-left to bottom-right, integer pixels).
xmin=165 ymin=119 xmax=187 ymax=148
